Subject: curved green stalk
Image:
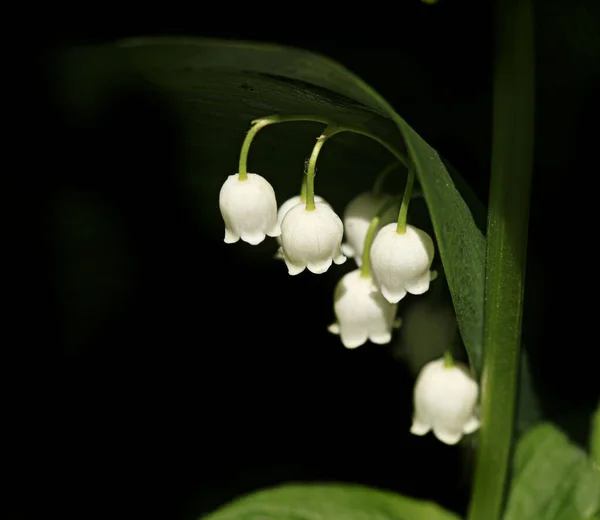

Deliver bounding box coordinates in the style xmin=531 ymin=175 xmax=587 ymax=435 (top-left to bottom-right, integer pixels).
xmin=305 ymin=126 xmax=339 ymax=211
xmin=396 ymin=165 xmax=415 ymax=234
xmin=238 ymin=119 xmax=268 ymax=180
xmin=239 ymin=114 xmax=413 ymax=222
xmin=360 ymin=198 xmax=400 ymax=278
xmin=467 ymin=0 xmax=535 ymax=519
xmin=247 ymin=114 xmax=409 ymax=167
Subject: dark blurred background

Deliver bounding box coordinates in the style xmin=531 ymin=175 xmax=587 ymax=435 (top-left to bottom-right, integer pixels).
xmin=8 ymin=1 xmax=600 ymax=519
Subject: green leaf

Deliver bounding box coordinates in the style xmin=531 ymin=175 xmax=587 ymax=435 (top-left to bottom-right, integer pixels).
xmin=56 ymin=37 xmax=485 ymax=373
xmin=504 ymin=423 xmax=600 ymax=520
xmin=202 ymin=483 xmax=460 ymax=520
xmin=592 ymin=401 xmax=600 ymax=469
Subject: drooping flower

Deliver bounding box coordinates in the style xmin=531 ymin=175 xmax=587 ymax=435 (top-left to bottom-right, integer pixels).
xmin=341 ymin=192 xmax=398 ymax=266
xmin=328 ymin=269 xmax=401 ymax=348
xmin=274 ymin=195 xmax=327 ymax=259
xmin=280 ymin=201 xmax=346 ymax=275
xmin=219 ymin=173 xmax=280 ymax=245
xmin=370 ymin=223 xmax=435 ymax=303
xmin=410 ymin=356 xmax=480 ymax=445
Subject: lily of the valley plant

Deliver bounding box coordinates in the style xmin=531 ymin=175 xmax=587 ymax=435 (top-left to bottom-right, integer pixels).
xmin=218 ymin=114 xmax=481 ymax=446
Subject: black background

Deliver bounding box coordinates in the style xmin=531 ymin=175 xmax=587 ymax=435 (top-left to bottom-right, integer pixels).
xmin=8 ymin=1 xmax=600 ymax=519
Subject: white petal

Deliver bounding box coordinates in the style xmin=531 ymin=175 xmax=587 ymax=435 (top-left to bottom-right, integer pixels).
xmin=369 ymin=331 xmax=392 ymax=345
xmin=308 ymin=258 xmax=333 ymax=274
xmin=341 ymin=243 xmax=356 ymax=258
xmin=267 ymin=223 xmax=282 ymax=238
xmin=340 ymin=329 xmax=369 ymax=349
xmin=405 ymin=270 xmax=432 ymax=295
xmin=241 ymin=231 xmax=266 ymax=245
xmin=224 ymin=228 xmax=239 ymax=244
xmin=462 ymin=416 xmax=481 ymax=435
xmin=328 ymin=323 xmax=340 ymax=335
xmin=433 ymin=426 xmax=463 ymax=445
xmin=380 ymin=285 xmax=407 ymax=304
xmin=410 ymin=418 xmax=431 ymax=436
xmin=285 ymin=260 xmax=305 ymax=276
xmin=333 ymin=248 xmax=347 ymax=265
xmin=219 ymin=173 xmax=279 ymax=246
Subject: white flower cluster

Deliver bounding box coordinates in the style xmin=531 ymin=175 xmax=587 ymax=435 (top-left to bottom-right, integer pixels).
xmin=219 ymin=173 xmax=435 ymax=345
xmin=218 ymin=122 xmax=479 ymax=446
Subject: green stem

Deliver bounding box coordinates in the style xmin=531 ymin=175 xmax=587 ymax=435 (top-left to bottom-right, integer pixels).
xmin=239 ymin=114 xmax=409 ymax=206
xmin=238 ymin=120 xmax=269 ymax=181
xmin=443 ymin=350 xmax=454 ymax=368
xmin=300 ymin=174 xmax=307 ymax=203
xmin=372 ymin=162 xmax=401 ymax=197
xmin=396 ymin=165 xmax=415 ymax=234
xmin=249 ymin=114 xmax=409 ymax=167
xmin=360 ymin=198 xmax=400 ymax=278
xmin=305 ymin=126 xmax=339 ymax=211
xmin=467 ymin=0 xmax=535 ymax=519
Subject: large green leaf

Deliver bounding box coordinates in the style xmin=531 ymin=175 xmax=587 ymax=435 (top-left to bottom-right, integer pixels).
xmin=56 ymin=37 xmax=485 ymax=372
xmin=202 ymin=483 xmax=460 ymax=520
xmin=504 ymin=423 xmax=600 ymax=520
xmin=593 ymin=402 xmax=600 ymax=469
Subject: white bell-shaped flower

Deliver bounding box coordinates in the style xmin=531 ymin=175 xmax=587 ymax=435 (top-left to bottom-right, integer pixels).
xmin=275 ymin=194 xmax=326 ymax=245
xmin=275 ymin=195 xmax=329 ymax=260
xmin=280 ymin=201 xmax=346 ymax=275
xmin=341 ymin=192 xmax=398 ymax=266
xmin=370 ymin=223 xmax=435 ymax=303
xmin=219 ymin=173 xmax=280 ymax=245
xmin=328 ymin=269 xmax=400 ymax=349
xmin=411 ymin=357 xmax=480 ymax=445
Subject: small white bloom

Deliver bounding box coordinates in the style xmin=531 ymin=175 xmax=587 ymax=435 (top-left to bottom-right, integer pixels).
xmin=370 ymin=223 xmax=435 ymax=303
xmin=328 ymin=269 xmax=401 ymax=349
xmin=274 ymin=195 xmax=327 ymax=258
xmin=219 ymin=173 xmax=280 ymax=245
xmin=280 ymin=201 xmax=346 ymax=275
xmin=411 ymin=357 xmax=480 ymax=445
xmin=341 ymin=191 xmax=398 ymax=266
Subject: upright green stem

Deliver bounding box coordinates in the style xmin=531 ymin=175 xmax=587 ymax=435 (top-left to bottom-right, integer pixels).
xmin=305 ymin=126 xmax=339 ymax=211
xmin=300 ymin=174 xmax=308 ymax=203
xmin=372 ymin=162 xmax=400 ymax=197
xmin=360 ymin=198 xmax=400 ymax=278
xmin=443 ymin=350 xmax=454 ymax=368
xmin=396 ymin=166 xmax=415 ymax=234
xmin=467 ymin=0 xmax=535 ymax=519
